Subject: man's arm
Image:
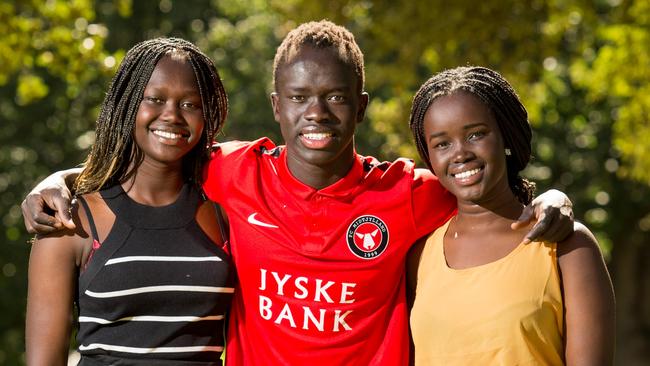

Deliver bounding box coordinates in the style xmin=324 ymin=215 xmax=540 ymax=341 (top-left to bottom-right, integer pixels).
xmin=22 ymin=168 xmax=81 ymax=234
xmin=412 ymin=168 xmax=574 ymax=243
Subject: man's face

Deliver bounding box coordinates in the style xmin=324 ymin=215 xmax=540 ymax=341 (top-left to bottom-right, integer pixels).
xmin=271 ymin=46 xmax=368 ymax=183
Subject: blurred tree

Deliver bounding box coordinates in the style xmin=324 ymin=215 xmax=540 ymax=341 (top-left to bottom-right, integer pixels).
xmin=1 ymin=1 xmax=115 ymax=363
xmin=200 ymin=0 xmax=281 ymax=142
xmin=1 ymin=0 xmax=648 ymax=365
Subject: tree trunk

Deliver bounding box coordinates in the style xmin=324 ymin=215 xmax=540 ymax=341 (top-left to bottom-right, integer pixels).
xmin=611 ymin=238 xmax=650 ymax=365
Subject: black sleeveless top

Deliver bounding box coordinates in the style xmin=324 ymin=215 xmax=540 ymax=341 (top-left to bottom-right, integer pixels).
xmin=76 ymin=183 xmax=234 ymax=365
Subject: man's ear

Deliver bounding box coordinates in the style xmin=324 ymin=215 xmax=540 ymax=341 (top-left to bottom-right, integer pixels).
xmin=357 ymin=92 xmax=369 ymax=123
xmin=270 ymin=92 xmax=280 ymax=123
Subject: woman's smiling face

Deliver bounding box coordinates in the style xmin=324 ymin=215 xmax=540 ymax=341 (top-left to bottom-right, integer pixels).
xmin=423 ymin=91 xmax=511 ymax=205
xmin=134 ymin=55 xmax=205 ymax=169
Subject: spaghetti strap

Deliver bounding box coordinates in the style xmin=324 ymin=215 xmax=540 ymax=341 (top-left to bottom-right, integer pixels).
xmin=213 ymin=202 xmax=229 ymax=243
xmin=77 ymin=196 xmax=99 ymax=242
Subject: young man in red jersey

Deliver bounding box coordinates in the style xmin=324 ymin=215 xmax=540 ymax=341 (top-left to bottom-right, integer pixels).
xmin=23 ymin=21 xmax=574 ymax=365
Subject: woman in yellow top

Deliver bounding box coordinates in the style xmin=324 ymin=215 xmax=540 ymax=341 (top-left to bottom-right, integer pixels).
xmin=407 ymin=66 xmax=615 ymax=365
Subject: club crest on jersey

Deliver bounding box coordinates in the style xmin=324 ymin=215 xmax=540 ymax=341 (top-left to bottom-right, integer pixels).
xmin=346 ymin=215 xmax=389 ymax=259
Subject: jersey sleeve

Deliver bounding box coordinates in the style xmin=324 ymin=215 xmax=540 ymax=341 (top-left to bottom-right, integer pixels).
xmin=411 ymin=168 xmax=457 ymax=239
xmin=203 ymin=143 xmax=235 ymax=202
xmin=202 ymin=139 xmax=271 ymax=202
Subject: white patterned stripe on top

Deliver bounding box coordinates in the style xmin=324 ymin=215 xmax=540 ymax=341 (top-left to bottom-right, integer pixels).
xmin=78 ymin=343 xmax=224 ymax=354
xmin=105 ymin=256 xmax=223 ymax=265
xmin=85 ymin=285 xmax=235 ymax=298
xmin=78 ymin=315 xmax=225 ymax=324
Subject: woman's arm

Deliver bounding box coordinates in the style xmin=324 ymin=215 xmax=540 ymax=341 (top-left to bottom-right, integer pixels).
xmin=557 ymin=222 xmax=616 ymax=365
xmin=26 ymin=228 xmax=85 ymax=365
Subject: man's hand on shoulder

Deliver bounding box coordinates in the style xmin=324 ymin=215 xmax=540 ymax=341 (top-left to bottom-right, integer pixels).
xmin=22 ymin=169 xmax=81 ymax=234
xmin=512 ymin=189 xmax=574 ymax=244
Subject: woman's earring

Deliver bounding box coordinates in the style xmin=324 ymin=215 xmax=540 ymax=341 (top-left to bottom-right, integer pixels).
xmin=505 ymin=148 xmax=512 ymax=156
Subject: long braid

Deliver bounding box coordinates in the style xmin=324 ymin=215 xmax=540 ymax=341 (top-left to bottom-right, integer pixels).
xmin=75 ymin=38 xmax=228 ymax=195
xmin=183 ymin=51 xmax=228 ymax=183
xmin=409 ymin=66 xmax=536 ymax=204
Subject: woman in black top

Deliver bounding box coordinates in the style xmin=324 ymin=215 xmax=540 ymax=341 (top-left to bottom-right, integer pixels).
xmin=26 ymin=37 xmax=233 ymax=365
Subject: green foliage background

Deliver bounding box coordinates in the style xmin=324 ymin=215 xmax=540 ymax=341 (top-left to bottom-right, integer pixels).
xmin=1 ymin=0 xmax=648 ymax=364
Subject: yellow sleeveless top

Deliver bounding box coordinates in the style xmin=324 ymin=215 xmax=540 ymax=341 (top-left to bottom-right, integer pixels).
xmin=410 ymin=219 xmax=564 ymax=365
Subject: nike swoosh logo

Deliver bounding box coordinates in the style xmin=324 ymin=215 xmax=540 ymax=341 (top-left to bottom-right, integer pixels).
xmin=247 ymin=213 xmax=279 ymax=228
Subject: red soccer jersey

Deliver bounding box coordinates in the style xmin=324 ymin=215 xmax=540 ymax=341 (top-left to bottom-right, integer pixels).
xmin=203 ymin=138 xmax=455 ymax=365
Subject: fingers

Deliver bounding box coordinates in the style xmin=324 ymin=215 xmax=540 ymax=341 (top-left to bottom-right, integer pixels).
xmin=49 ymin=195 xmax=76 ymax=230
xmin=27 ymin=218 xmax=64 ymax=234
xmin=39 ymin=186 xmax=76 ymax=230
xmin=21 ymin=199 xmax=37 ymax=234
xmin=546 ymin=224 xmax=572 ymax=243
xmin=535 ymin=216 xmax=564 ymax=242
xmin=22 ymin=196 xmax=59 ymax=234
xmin=522 ymin=212 xmax=555 ymax=244
xmin=25 ymin=210 xmax=64 ymax=235
xmin=21 ymin=192 xmax=70 ymax=234
xmin=520 ymin=204 xmax=575 ymax=244
xmin=22 ymin=169 xmax=78 ymax=235
xmin=512 ymin=190 xmax=576 ymax=245
xmin=511 ymin=204 xmax=534 ymax=230
xmin=538 ymin=205 xmax=574 ymax=243
xmin=528 ymin=201 xmax=575 ymax=243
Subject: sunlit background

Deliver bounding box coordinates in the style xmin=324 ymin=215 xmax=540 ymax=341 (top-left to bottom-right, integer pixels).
xmin=1 ymin=0 xmax=649 ymax=364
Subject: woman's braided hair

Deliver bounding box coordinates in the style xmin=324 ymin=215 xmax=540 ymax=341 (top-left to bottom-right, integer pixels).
xmin=409 ymin=66 xmax=535 ymax=204
xmin=75 ymin=37 xmax=228 ymax=194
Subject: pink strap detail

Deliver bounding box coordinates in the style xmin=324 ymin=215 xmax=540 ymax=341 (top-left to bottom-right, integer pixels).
xmin=83 ymin=239 xmax=102 ymax=271
xmin=221 ymin=240 xmax=230 ymax=256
